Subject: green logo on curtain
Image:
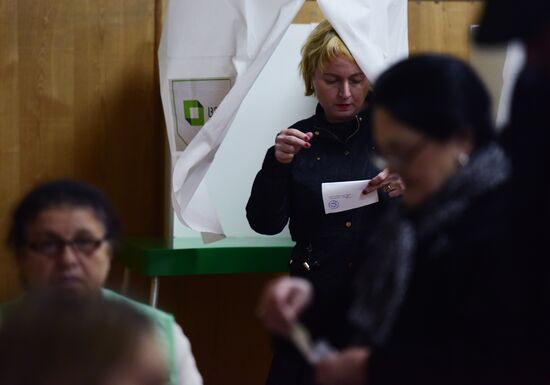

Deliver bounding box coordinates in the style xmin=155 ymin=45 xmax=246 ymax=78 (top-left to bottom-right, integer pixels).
xmin=183 ymin=99 xmax=205 ymax=126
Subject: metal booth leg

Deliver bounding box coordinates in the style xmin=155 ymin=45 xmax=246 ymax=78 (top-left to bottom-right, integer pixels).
xmin=149 ymin=276 xmax=159 ymax=308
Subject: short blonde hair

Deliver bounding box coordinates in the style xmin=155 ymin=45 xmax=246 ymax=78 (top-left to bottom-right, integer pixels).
xmin=299 ymin=20 xmax=355 ymax=96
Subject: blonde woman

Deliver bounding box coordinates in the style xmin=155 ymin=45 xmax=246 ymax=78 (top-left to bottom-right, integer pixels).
xmin=247 ymin=21 xmax=403 ymax=385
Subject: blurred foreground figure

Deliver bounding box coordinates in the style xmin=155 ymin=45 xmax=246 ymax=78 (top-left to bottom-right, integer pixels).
xmin=261 ymin=54 xmax=550 ymax=384
xmin=0 ymin=297 xmax=168 ymax=385
xmin=335 ymin=53 xmax=548 ymax=385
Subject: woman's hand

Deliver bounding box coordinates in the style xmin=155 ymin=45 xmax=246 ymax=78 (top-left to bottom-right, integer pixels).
xmin=257 ymin=277 xmax=313 ymax=336
xmin=363 ymin=168 xmax=405 ymax=198
xmin=275 ymin=129 xmax=314 ymax=164
xmin=315 ymin=347 xmax=370 ymax=385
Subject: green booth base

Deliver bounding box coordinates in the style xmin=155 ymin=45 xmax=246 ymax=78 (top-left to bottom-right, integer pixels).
xmin=117 ymin=237 xmax=293 ymax=276
xmin=116 ymin=237 xmax=293 ymax=306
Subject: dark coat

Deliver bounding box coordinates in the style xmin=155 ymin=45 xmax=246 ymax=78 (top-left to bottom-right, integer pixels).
xmin=246 ymin=103 xmax=385 ymax=385
xmin=503 ymin=66 xmax=550 ymax=185
xmin=350 ymin=144 xmax=550 ymax=384
xmin=501 ymin=66 xmax=550 ymax=250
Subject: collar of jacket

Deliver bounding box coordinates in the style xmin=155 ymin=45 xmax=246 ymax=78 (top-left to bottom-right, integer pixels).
xmin=405 ymin=143 xmax=511 ymax=238
xmin=311 ymin=97 xmax=371 ymax=143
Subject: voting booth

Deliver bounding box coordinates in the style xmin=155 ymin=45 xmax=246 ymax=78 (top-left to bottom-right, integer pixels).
xmin=117 ymin=0 xmax=410 ymax=305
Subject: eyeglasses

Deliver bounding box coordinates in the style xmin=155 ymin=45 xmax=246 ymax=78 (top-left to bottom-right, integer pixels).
xmin=371 ymin=139 xmax=429 ymax=171
xmin=26 ymin=236 xmax=108 ymax=257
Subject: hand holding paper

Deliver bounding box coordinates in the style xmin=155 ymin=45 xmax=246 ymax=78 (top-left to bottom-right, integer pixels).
xmin=322 ymin=180 xmax=379 ymax=214
xmin=362 ymin=169 xmax=406 ymax=198
xmin=258 ymin=277 xmax=313 ymax=336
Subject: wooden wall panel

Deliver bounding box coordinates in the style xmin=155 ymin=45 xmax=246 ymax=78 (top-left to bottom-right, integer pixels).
xmin=293 ymin=1 xmax=324 ymax=24
xmin=0 ymin=0 xmax=20 ymax=300
xmin=156 ymin=274 xmax=279 ymax=385
xmin=0 ymin=0 xmax=162 ymax=300
xmin=409 ymin=1 xmax=485 ymax=60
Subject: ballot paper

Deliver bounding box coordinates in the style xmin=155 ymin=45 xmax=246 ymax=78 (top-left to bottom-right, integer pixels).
xmin=322 ymin=180 xmax=379 ymax=214
xmin=289 ymin=322 xmax=336 ymax=364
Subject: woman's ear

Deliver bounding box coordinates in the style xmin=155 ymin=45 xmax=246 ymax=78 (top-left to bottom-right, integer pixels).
xmin=454 ymin=135 xmax=474 ymax=167
xmin=453 ymin=132 xmax=474 ymax=153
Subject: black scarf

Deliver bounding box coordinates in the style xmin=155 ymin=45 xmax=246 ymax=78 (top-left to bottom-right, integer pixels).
xmin=349 ymin=143 xmax=511 ymax=346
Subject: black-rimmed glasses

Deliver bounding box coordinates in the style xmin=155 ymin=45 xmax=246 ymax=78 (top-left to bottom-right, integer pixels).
xmin=26 ymin=236 xmax=108 ymax=257
xmin=371 ymin=139 xmax=430 ymax=171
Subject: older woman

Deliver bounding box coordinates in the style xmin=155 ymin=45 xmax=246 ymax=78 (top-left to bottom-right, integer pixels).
xmin=248 ymin=21 xmax=403 ymax=385
xmin=1 ymin=179 xmax=203 ymax=385
xmin=311 ymin=55 xmax=548 ymax=384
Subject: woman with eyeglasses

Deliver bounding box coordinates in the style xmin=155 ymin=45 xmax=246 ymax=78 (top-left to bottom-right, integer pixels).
xmin=315 ymin=53 xmax=511 ymax=385
xmin=1 ymin=179 xmax=203 ymax=385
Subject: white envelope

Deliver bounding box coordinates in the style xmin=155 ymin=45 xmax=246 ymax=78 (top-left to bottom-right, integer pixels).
xmin=322 ymin=180 xmax=379 ymax=214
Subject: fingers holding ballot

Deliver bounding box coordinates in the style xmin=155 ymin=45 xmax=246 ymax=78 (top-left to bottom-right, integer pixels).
xmin=257 ymin=277 xmax=313 ymax=336
xmin=275 ymin=129 xmax=314 ymax=164
xmin=363 ymin=168 xmax=406 ymax=198
xmin=315 ymin=347 xmax=370 ymax=385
